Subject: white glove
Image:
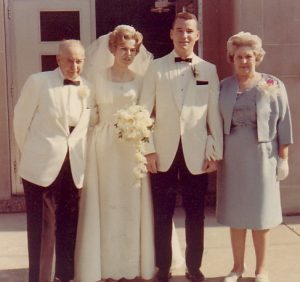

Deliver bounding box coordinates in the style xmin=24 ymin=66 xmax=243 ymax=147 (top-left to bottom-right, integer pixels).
xmin=205 ymin=135 xmax=218 ymax=161
xmin=276 ymin=158 xmax=289 ymax=181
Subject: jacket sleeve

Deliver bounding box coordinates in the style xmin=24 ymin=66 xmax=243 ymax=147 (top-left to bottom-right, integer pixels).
xmin=205 ymin=65 xmax=223 ymax=160
xmin=138 ymin=61 xmax=157 ymax=155
xmin=13 ymin=74 xmax=40 ymax=152
xmin=277 ymin=80 xmax=293 ymax=145
xmin=86 ymin=78 xmax=99 ymax=128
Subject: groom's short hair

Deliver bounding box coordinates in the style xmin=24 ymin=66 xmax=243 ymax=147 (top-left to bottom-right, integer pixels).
xmin=172 ymin=12 xmax=198 ymax=28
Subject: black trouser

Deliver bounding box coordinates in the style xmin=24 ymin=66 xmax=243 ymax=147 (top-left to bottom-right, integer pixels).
xmin=23 ymin=155 xmax=81 ymax=282
xmin=150 ymin=141 xmax=208 ymax=274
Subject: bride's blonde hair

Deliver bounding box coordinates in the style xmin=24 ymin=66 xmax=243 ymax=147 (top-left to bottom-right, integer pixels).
xmin=108 ymin=25 xmax=143 ymax=54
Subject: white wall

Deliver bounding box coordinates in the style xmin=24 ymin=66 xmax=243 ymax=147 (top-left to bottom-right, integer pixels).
xmin=0 ymin=0 xmax=12 ymax=199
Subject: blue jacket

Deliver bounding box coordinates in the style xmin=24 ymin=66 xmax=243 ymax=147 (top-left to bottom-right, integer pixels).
xmin=219 ymin=74 xmax=293 ymax=145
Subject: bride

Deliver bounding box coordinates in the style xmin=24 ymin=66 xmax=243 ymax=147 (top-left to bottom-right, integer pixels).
xmin=75 ymin=25 xmax=183 ymax=282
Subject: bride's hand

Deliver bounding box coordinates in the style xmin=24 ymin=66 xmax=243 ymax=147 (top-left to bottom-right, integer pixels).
xmin=146 ymin=153 xmax=158 ymax=173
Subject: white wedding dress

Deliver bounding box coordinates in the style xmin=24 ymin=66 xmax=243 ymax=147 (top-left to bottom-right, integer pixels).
xmin=75 ymin=70 xmax=183 ymax=282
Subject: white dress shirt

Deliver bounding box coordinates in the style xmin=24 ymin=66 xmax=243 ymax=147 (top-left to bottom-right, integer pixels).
xmin=59 ymin=70 xmax=83 ymax=127
xmin=173 ymin=52 xmax=193 ymax=106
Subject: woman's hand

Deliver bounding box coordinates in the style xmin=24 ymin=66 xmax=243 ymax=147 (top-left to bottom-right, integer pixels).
xmin=276 ymin=158 xmax=289 ymax=181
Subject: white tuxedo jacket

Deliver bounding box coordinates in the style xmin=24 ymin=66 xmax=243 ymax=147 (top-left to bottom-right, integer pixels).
xmin=139 ymin=51 xmax=223 ymax=174
xmin=13 ymin=68 xmax=91 ymax=188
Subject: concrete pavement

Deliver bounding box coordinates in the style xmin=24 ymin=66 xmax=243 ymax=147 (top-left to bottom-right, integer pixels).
xmin=0 ymin=208 xmax=299 ymax=282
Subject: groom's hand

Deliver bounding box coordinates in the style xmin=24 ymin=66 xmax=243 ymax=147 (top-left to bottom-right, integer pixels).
xmin=146 ymin=153 xmax=158 ymax=173
xmin=202 ymin=160 xmax=218 ymax=173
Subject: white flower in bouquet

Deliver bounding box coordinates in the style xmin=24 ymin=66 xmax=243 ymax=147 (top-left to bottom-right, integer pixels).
xmin=133 ymin=156 xmax=148 ymax=178
xmin=114 ymin=104 xmax=154 ymax=187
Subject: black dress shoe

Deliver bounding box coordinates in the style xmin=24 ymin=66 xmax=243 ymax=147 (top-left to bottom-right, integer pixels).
xmin=185 ymin=270 xmax=205 ymax=282
xmin=154 ymin=270 xmax=172 ymax=282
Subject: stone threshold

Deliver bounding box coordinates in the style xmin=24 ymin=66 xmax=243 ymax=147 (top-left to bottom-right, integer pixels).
xmin=0 ymin=196 xmax=26 ymax=213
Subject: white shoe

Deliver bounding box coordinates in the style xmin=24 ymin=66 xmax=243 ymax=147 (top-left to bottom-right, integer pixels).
xmin=255 ymin=273 xmax=269 ymax=282
xmin=223 ymin=271 xmax=243 ymax=282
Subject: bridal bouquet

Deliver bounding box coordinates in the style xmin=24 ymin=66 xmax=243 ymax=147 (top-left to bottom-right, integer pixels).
xmin=114 ymin=104 xmax=154 ymax=187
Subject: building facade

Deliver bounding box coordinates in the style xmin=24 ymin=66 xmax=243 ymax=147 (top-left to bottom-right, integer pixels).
xmin=0 ymin=0 xmax=299 ymax=213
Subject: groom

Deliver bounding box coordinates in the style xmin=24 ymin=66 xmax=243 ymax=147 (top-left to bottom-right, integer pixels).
xmin=139 ymin=12 xmax=223 ymax=282
xmin=13 ymin=40 xmax=90 ymax=282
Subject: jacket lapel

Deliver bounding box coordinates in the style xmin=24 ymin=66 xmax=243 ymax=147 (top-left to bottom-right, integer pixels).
xmin=182 ymin=55 xmax=201 ymax=106
xmin=69 ymin=82 xmax=90 ymax=136
xmin=48 ymin=69 xmax=69 ymax=135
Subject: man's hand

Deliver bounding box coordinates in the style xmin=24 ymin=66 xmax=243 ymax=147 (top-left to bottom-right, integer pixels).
xmin=146 ymin=153 xmax=158 ymax=173
xmin=202 ymin=160 xmax=218 ymax=173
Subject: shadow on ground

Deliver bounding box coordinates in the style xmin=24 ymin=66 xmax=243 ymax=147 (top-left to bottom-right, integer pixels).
xmin=0 ymin=268 xmax=28 ymax=282
xmin=171 ymin=275 xmax=254 ymax=282
xmin=0 ymin=272 xmax=257 ymax=282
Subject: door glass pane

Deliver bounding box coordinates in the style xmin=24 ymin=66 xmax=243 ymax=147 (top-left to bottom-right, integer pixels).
xmin=40 ymin=11 xmax=80 ymax=42
xmin=41 ymin=55 xmax=58 ymax=72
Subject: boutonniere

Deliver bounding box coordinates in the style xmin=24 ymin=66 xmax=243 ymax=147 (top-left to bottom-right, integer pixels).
xmin=191 ymin=64 xmax=200 ymax=79
xmin=78 ymin=85 xmax=89 ymax=99
xmin=257 ymin=77 xmax=279 ymax=98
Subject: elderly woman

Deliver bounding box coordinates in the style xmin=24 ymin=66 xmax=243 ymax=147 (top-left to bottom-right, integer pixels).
xmin=216 ymin=32 xmax=293 ymax=282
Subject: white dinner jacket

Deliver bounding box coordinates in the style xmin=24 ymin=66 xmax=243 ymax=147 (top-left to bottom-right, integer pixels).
xmin=13 ymin=68 xmax=91 ymax=188
xmin=139 ymin=51 xmax=223 ymax=174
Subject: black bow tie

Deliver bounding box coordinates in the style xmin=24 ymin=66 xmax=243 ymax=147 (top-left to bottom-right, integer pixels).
xmin=63 ymin=79 xmax=80 ymax=86
xmin=175 ymin=57 xmax=192 ymax=63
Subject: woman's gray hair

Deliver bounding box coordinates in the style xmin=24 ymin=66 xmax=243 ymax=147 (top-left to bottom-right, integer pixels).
xmin=227 ymin=31 xmax=266 ymax=65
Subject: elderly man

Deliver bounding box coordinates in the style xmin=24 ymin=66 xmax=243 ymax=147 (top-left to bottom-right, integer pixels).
xmin=139 ymin=12 xmax=223 ymax=282
xmin=14 ymin=40 xmax=91 ymax=282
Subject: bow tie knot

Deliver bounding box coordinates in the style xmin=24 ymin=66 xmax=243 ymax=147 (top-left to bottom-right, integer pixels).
xmin=63 ymin=79 xmax=80 ymax=86
xmin=175 ymin=57 xmax=192 ymax=63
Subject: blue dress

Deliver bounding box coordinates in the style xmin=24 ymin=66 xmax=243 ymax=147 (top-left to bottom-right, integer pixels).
xmin=216 ymin=85 xmax=282 ymax=229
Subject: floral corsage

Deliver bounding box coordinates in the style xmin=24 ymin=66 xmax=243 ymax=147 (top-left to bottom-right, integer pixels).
xmin=257 ymin=76 xmax=279 ymax=98
xmin=114 ymin=104 xmax=154 ymax=188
